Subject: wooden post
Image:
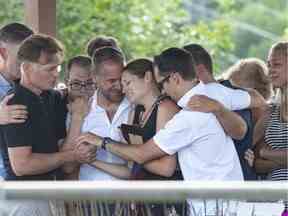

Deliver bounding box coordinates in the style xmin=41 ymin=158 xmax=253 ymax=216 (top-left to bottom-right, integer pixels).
xmin=24 ymin=0 xmax=56 ymax=37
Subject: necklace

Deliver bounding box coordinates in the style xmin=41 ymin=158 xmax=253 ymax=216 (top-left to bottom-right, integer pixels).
xmin=138 ymin=96 xmax=160 ymax=127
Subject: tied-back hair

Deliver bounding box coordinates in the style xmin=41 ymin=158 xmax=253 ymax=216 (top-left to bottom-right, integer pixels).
xmin=123 ymin=58 xmax=154 ymax=79
xmin=86 ymin=36 xmax=119 ymax=57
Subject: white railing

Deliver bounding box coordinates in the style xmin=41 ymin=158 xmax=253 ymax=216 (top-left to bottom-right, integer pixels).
xmin=1 ymin=181 xmax=287 ymax=201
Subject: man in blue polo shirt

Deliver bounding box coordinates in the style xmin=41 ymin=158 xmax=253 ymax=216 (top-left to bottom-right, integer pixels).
xmin=0 ymin=23 xmax=33 ymax=179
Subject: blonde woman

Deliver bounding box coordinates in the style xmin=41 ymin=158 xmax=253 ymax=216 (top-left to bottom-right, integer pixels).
xmin=245 ymin=42 xmax=288 ymax=215
xmin=222 ymin=58 xmax=273 ymax=122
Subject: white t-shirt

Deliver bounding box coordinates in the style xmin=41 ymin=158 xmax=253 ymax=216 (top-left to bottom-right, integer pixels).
xmin=182 ymin=81 xmax=251 ymax=111
xmin=79 ymin=91 xmax=133 ymax=180
xmin=154 ymin=83 xmax=245 ymax=181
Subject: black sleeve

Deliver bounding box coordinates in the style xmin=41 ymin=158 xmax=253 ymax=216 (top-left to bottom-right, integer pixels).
xmin=53 ymin=90 xmax=67 ymax=141
xmin=2 ymin=93 xmax=33 ymax=148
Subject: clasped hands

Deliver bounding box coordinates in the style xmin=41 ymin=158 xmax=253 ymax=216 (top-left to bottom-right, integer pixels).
xmin=73 ymin=132 xmax=104 ymax=163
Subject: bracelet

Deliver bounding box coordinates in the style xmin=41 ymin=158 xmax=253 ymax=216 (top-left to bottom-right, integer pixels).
xmin=101 ymin=137 xmax=111 ymax=150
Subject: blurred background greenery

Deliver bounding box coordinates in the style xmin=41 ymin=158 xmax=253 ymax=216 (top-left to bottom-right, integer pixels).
xmin=0 ymin=0 xmax=287 ymax=78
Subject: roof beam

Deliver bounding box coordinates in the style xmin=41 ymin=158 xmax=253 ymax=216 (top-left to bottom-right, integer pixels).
xmin=24 ymin=0 xmax=56 ymax=37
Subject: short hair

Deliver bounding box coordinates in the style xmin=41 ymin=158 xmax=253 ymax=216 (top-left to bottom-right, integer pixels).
xmin=269 ymin=41 xmax=288 ymax=57
xmin=92 ymin=46 xmax=124 ymax=75
xmin=183 ymin=43 xmax=213 ymax=74
xmin=154 ymin=47 xmax=196 ymax=80
xmin=0 ymin=22 xmax=33 ymax=43
xmin=17 ymin=34 xmax=64 ymax=63
xmin=123 ymin=58 xmax=153 ymax=79
xmin=224 ymin=58 xmax=272 ymax=100
xmin=66 ymin=55 xmax=92 ymax=80
xmin=67 ymin=55 xmax=92 ymax=71
xmin=86 ymin=36 xmax=118 ymax=57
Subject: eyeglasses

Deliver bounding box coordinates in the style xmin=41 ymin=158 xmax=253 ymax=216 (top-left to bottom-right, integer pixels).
xmin=156 ymin=74 xmax=172 ymax=90
xmin=68 ymin=81 xmax=96 ymax=91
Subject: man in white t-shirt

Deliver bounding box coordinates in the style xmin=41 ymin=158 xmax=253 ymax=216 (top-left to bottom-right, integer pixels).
xmin=76 ymin=47 xmax=265 ymax=215
xmin=183 ymin=44 xmax=262 ymax=185
xmin=183 ymin=43 xmax=262 ymax=143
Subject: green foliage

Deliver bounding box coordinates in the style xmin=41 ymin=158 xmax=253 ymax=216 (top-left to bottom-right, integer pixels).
xmin=284 ymin=28 xmax=288 ymax=39
xmin=2 ymin=0 xmax=287 ymax=77
xmin=1 ymin=0 xmax=253 ymax=77
xmin=1 ymin=0 xmax=287 ymax=76
xmin=215 ymin=0 xmax=237 ymax=12
xmin=56 ymin=0 xmax=234 ymax=75
xmin=214 ymin=0 xmax=287 ymax=61
xmin=0 ymin=0 xmax=23 ymax=24
xmin=182 ymin=20 xmax=234 ymax=73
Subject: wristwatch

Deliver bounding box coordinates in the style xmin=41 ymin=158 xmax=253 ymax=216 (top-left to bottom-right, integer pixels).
xmin=101 ymin=137 xmax=112 ymax=150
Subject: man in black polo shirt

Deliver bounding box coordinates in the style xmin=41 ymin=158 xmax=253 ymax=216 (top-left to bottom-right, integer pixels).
xmin=1 ymin=34 xmax=95 ymax=181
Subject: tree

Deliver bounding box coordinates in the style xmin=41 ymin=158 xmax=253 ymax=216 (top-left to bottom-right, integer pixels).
xmin=57 ymin=0 xmax=234 ymax=75
xmin=214 ymin=0 xmax=287 ymax=60
xmin=1 ymin=0 xmax=235 ymax=77
xmin=0 ymin=0 xmax=23 ymax=24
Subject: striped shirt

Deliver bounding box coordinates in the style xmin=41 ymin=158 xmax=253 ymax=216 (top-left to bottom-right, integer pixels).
xmin=264 ymin=104 xmax=288 ymax=181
